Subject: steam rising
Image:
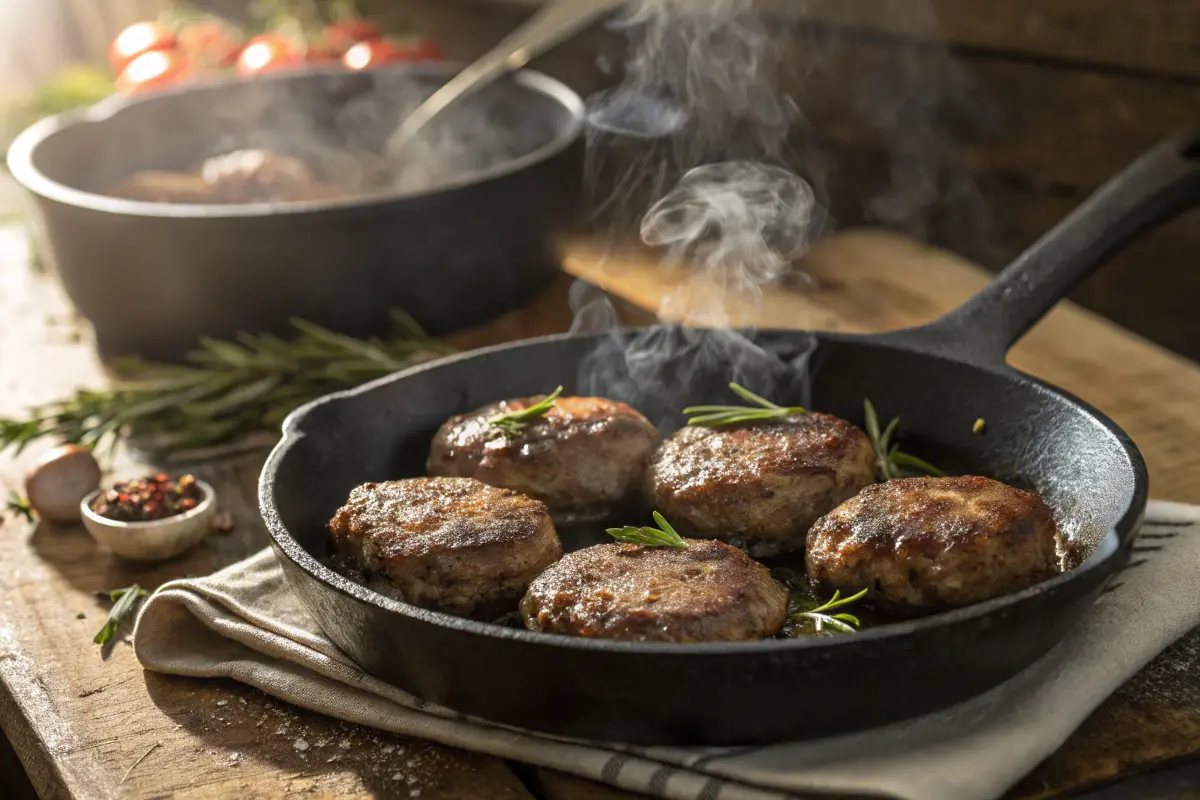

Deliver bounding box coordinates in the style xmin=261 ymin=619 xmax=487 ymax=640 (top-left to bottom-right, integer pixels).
xmin=585 ymin=0 xmax=803 ymax=240
xmin=576 ymin=0 xmax=821 ymax=415
xmin=575 ymin=0 xmax=990 ymax=417
xmin=642 ymin=162 xmax=816 ymax=291
xmin=103 ymin=70 xmax=559 ymax=201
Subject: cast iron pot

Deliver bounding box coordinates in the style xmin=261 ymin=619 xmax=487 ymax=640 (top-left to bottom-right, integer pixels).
xmin=7 ymin=63 xmax=584 ymax=361
xmin=260 ymin=133 xmax=1200 ymax=745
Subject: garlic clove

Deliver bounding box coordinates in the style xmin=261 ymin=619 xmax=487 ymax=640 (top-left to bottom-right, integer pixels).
xmin=25 ymin=445 xmax=102 ymax=524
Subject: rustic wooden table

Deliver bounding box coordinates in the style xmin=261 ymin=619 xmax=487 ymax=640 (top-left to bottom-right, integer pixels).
xmin=2 ymin=224 xmax=1199 ymax=800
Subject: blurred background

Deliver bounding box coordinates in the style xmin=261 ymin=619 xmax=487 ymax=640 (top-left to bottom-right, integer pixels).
xmin=1 ymin=0 xmax=1197 ymax=361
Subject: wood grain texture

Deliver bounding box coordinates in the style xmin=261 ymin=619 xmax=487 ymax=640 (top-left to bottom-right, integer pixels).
xmin=2 ymin=223 xmax=1200 ymax=800
xmin=383 ymin=0 xmax=1200 ymax=364
xmin=563 ymin=231 xmax=1200 ymax=798
xmin=564 ymin=231 xmax=1200 ymax=504
xmin=783 ymin=0 xmax=1200 ymax=81
xmin=455 ymin=0 xmax=1200 ymax=80
xmin=0 ymin=223 xmax=555 ymax=800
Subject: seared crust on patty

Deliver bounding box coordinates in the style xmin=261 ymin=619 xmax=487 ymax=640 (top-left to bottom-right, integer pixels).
xmin=806 ymin=475 xmax=1061 ymax=616
xmin=520 ymin=539 xmax=789 ymax=642
xmin=327 ymin=477 xmax=562 ymax=619
xmin=643 ymin=413 xmax=876 ymax=556
xmin=427 ymin=395 xmax=661 ymax=524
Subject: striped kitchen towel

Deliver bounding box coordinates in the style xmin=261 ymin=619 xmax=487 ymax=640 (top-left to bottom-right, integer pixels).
xmin=134 ymin=500 xmax=1200 ymax=800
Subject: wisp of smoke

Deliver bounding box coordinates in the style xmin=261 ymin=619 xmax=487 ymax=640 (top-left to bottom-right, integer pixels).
xmin=584 ymin=0 xmax=804 ymax=240
xmin=642 ymin=161 xmax=816 ymax=294
xmin=575 ymin=0 xmax=821 ymax=422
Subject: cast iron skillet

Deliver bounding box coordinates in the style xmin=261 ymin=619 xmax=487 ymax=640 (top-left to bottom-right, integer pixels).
xmin=7 ymin=63 xmax=583 ymax=361
xmin=260 ymin=132 xmax=1200 ymax=746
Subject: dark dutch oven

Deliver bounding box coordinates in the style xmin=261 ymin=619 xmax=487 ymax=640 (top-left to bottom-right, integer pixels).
xmin=260 ymin=133 xmax=1200 ymax=746
xmin=7 ymin=64 xmax=584 ymax=361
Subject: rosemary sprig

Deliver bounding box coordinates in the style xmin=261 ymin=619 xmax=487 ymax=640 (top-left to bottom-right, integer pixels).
xmin=683 ymin=382 xmax=806 ymax=427
xmin=487 ymin=386 xmax=563 ymax=436
xmin=772 ymin=568 xmax=868 ymax=636
xmin=606 ymin=511 xmax=688 ymax=549
xmin=0 ymin=311 xmax=454 ymax=457
xmin=863 ymin=399 xmax=945 ymax=481
xmin=93 ymin=585 xmax=148 ymax=645
xmin=796 ymin=588 xmax=869 ymax=634
xmin=5 ymin=493 xmax=33 ymax=523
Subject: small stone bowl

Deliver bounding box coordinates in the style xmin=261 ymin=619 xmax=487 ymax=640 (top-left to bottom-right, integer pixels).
xmin=80 ymin=479 xmax=217 ymax=562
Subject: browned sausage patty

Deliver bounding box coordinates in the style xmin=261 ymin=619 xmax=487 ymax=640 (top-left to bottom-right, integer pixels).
xmin=327 ymin=477 xmax=562 ymax=619
xmin=520 ymin=539 xmax=789 ymax=642
xmin=427 ymin=395 xmax=661 ymax=524
xmin=642 ymin=413 xmax=876 ymax=557
xmin=806 ymin=475 xmax=1061 ymax=616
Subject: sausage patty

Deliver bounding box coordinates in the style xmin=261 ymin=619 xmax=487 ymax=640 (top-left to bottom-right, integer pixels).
xmin=642 ymin=413 xmax=877 ymax=556
xmin=327 ymin=477 xmax=562 ymax=619
xmin=427 ymin=395 xmax=661 ymax=524
xmin=806 ymin=475 xmax=1061 ymax=616
xmin=520 ymin=539 xmax=789 ymax=642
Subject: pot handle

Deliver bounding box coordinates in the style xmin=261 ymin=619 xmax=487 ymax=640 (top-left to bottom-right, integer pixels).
xmin=897 ymin=131 xmax=1200 ymax=364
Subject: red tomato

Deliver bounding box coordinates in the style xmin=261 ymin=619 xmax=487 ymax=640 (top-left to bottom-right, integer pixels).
xmin=322 ymin=19 xmax=381 ymax=55
xmin=237 ymin=34 xmax=304 ymax=76
xmin=177 ymin=20 xmax=244 ymax=68
xmin=303 ymin=42 xmax=340 ymax=63
xmin=109 ymin=21 xmax=176 ymax=74
xmin=116 ymin=49 xmax=188 ymax=95
xmin=342 ymin=37 xmax=443 ymax=70
xmin=407 ymin=38 xmax=444 ymax=62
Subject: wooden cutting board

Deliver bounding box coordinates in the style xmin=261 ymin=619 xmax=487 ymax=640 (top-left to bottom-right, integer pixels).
xmin=1 ymin=225 xmax=1198 ymax=800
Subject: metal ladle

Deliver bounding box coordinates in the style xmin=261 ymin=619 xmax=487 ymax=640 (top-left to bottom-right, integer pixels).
xmin=384 ymin=0 xmax=627 ymax=157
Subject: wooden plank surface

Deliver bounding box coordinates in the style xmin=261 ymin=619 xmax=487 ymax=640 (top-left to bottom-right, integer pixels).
xmin=2 ymin=223 xmax=1200 ymax=800
xmin=784 ymin=0 xmax=1200 ymax=81
xmin=564 ymin=231 xmax=1200 ymax=503
xmin=395 ymin=0 xmax=1200 ymax=366
xmin=472 ymin=0 xmax=1200 ymax=81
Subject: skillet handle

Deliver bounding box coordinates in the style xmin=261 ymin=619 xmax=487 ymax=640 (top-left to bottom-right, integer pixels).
xmin=900 ymin=131 xmax=1200 ymax=364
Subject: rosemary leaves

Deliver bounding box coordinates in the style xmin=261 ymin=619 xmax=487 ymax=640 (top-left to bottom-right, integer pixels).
xmin=606 ymin=511 xmax=688 ymax=549
xmin=487 ymin=387 xmax=563 ymax=436
xmin=93 ymin=585 xmax=148 ymax=645
xmin=683 ymin=382 xmax=805 ymax=427
xmin=773 ymin=568 xmax=869 ymax=636
xmin=0 ymin=311 xmax=454 ymax=457
xmin=863 ymin=399 xmax=945 ymax=481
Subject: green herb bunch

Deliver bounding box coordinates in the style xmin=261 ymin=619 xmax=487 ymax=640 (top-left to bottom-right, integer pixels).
xmin=0 ymin=311 xmax=454 ymax=457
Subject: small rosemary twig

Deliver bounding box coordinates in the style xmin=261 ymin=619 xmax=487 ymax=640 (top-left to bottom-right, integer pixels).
xmin=863 ymin=399 xmax=945 ymax=481
xmin=487 ymin=387 xmax=563 ymax=436
xmin=683 ymin=382 xmax=805 ymax=427
xmin=93 ymin=585 xmax=149 ymax=645
xmin=606 ymin=511 xmax=687 ymax=549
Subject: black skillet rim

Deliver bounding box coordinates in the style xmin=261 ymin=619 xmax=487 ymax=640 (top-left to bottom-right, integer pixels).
xmin=258 ymin=328 xmax=1150 ymax=656
xmin=5 ymin=62 xmax=585 ymax=219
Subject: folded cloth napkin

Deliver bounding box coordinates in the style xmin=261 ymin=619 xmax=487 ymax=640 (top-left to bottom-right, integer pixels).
xmin=134 ymin=500 xmax=1200 ymax=800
